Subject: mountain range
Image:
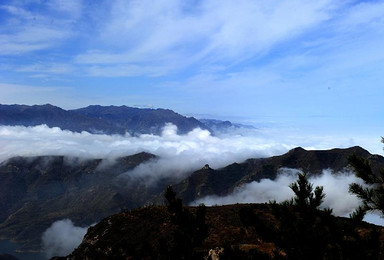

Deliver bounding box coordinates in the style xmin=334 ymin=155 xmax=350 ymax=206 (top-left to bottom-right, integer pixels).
xmin=0 ymin=146 xmax=383 ymax=254
xmin=0 ymin=104 xmax=208 ymax=135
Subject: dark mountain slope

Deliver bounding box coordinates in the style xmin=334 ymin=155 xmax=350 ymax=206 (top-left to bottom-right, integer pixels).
xmin=53 ymin=204 xmax=384 ymax=259
xmin=0 ymin=104 xmax=208 ymax=135
xmin=0 ymin=152 xmax=158 ymax=251
xmin=173 ymin=146 xmax=384 ymax=204
xmin=0 ymin=255 xmax=20 ymax=260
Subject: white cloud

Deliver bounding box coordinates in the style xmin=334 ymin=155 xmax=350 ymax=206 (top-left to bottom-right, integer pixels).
xmin=0 ymin=124 xmax=287 ymax=179
xmin=197 ymin=0 xmax=335 ymax=62
xmin=41 ymin=219 xmax=88 ymax=259
xmin=0 ymin=123 xmax=382 ymax=183
xmin=191 ymin=170 xmax=297 ymax=206
xmin=192 ymin=169 xmax=384 ymax=225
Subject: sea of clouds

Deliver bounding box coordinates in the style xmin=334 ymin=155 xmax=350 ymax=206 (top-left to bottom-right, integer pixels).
xmin=0 ymin=122 xmax=381 ymax=183
xmin=1 ymin=123 xmax=381 ymax=167
xmin=0 ymin=123 xmax=383 ymax=257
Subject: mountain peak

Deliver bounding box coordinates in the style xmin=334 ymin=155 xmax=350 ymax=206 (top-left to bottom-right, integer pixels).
xmin=0 ymin=104 xmax=209 ymax=135
xmin=202 ymin=164 xmax=212 ymax=170
xmin=289 ymin=146 xmax=307 ymax=153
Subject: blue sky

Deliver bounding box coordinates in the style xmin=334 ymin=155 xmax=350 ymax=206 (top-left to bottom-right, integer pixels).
xmin=0 ymin=0 xmax=383 ymax=134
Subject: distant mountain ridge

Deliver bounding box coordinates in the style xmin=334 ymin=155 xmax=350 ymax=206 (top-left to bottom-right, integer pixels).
xmin=199 ymin=118 xmax=256 ymax=133
xmin=0 ymin=104 xmax=208 ymax=135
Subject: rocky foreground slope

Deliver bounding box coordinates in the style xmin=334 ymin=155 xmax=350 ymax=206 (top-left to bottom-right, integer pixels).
xmin=53 ymin=204 xmax=384 ymax=259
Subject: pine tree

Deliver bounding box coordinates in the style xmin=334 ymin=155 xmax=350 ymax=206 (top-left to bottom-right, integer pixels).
xmin=349 ymin=138 xmax=384 ymax=218
xmin=163 ymin=185 xmax=207 ymax=259
xmin=289 ymin=172 xmax=325 ymax=211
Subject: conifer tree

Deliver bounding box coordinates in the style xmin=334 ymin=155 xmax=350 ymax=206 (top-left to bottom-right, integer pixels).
xmin=289 ymin=172 xmax=325 ymax=211
xmin=163 ymin=185 xmax=207 ymax=259
xmin=349 ymin=138 xmax=384 ymax=219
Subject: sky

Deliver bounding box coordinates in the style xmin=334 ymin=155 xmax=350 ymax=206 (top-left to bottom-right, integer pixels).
xmin=0 ymin=0 xmax=383 ymax=141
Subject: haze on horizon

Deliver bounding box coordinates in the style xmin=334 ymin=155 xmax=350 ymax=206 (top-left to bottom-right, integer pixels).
xmin=0 ymin=0 xmax=383 ymax=143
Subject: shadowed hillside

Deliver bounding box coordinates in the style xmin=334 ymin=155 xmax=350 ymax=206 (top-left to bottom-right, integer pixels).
xmin=52 ymin=204 xmax=384 ymax=259
xmin=171 ymin=146 xmax=384 ymax=204
xmin=0 ymin=152 xmax=158 ymax=251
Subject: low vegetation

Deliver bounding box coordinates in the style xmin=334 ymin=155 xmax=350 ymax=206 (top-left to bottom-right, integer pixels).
xmin=55 ymin=173 xmax=384 ymax=259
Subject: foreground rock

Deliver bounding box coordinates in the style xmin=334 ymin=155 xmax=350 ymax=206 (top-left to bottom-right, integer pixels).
xmin=53 ymin=204 xmax=384 ymax=259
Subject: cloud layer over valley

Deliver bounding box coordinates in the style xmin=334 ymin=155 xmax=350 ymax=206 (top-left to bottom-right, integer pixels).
xmin=1 ymin=123 xmax=382 ymax=181
xmin=2 ymin=124 xmax=384 ymax=220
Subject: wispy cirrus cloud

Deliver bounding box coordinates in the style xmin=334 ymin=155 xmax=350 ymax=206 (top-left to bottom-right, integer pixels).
xmin=0 ymin=2 xmax=77 ymax=55
xmin=74 ymin=0 xmax=338 ymax=76
xmin=16 ymin=63 xmax=74 ymax=74
xmin=1 ymin=0 xmax=381 ymax=78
